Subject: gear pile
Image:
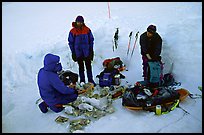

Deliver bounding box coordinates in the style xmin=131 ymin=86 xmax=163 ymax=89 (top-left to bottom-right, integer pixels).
xmin=54 ymin=83 xmax=127 ymax=133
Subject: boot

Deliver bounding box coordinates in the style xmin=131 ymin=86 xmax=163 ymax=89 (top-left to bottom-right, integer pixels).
xmin=38 ymin=101 xmax=48 ymax=113
xmin=87 ymin=71 xmax=96 ymax=86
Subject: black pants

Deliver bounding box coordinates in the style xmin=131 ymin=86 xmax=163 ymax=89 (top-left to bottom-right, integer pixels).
xmin=77 ymin=57 xmax=93 ymax=83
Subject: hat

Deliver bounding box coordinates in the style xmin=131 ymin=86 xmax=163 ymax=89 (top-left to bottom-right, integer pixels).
xmin=75 ymin=15 xmax=84 ymax=23
xmin=147 ymin=25 xmax=156 ymax=34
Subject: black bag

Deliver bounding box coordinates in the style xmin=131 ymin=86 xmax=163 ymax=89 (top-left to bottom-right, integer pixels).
xmin=58 ymin=70 xmax=78 ymax=85
xmin=122 ymin=85 xmax=180 ymax=108
xmin=162 ymin=73 xmax=175 ymax=86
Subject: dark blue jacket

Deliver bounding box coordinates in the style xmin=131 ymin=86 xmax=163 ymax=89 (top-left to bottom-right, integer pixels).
xmin=140 ymin=32 xmax=162 ymax=60
xmin=68 ymin=22 xmax=94 ymax=58
xmin=37 ymin=53 xmax=77 ymax=106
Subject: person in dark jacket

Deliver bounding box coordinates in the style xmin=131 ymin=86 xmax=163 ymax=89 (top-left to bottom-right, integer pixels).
xmin=68 ymin=15 xmax=96 ymax=86
xmin=37 ymin=53 xmax=78 ymax=113
xmin=139 ymin=24 xmax=162 ymax=80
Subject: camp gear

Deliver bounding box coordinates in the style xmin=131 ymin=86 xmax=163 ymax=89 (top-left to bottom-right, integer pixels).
xmin=122 ymin=88 xmax=189 ymax=111
xmin=155 ymin=105 xmax=161 ymax=115
xmin=58 ymin=70 xmax=78 ymax=85
xmin=97 ymin=68 xmax=125 ymax=87
xmin=102 ymin=57 xmax=125 ymax=71
xmin=55 ymin=116 xmax=69 ymax=123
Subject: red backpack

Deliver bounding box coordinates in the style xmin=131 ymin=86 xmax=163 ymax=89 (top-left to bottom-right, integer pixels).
xmin=102 ymin=57 xmax=125 ymax=71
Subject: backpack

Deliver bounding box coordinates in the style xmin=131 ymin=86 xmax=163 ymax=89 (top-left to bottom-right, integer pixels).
xmin=97 ymin=68 xmax=122 ymax=87
xmin=147 ymin=61 xmax=163 ymax=86
xmin=103 ymin=57 xmax=125 ymax=71
xmin=58 ymin=70 xmax=78 ymax=85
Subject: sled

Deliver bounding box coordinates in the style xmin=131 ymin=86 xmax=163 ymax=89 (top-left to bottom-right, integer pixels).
xmin=123 ymin=88 xmax=190 ymax=111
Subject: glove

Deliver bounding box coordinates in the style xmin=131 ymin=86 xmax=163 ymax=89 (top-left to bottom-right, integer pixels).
xmin=89 ymin=50 xmax=94 ymax=61
xmin=72 ymin=54 xmax=77 ymax=62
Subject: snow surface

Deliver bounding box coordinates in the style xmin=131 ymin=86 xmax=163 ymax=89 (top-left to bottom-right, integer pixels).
xmin=2 ymin=2 xmax=202 ymax=133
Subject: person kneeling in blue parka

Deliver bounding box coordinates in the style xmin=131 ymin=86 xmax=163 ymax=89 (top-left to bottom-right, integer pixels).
xmin=37 ymin=53 xmax=78 ymax=113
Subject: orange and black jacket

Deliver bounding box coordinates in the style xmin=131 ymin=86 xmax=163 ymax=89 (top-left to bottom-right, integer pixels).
xmin=68 ymin=22 xmax=94 ymax=58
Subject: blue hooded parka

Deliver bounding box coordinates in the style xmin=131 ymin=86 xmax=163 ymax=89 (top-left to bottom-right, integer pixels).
xmin=37 ymin=53 xmax=78 ymax=109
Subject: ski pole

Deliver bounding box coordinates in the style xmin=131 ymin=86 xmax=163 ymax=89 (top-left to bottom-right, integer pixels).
xmin=126 ymin=31 xmax=139 ymax=70
xmin=127 ymin=31 xmax=133 ymax=56
xmin=130 ymin=31 xmax=139 ymax=59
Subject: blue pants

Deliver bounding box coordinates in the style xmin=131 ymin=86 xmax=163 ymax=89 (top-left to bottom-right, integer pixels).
xmin=49 ymin=93 xmax=78 ymax=113
xmin=77 ymin=57 xmax=94 ymax=83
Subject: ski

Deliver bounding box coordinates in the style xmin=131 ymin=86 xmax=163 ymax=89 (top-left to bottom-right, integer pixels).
xmin=113 ymin=28 xmax=119 ymax=51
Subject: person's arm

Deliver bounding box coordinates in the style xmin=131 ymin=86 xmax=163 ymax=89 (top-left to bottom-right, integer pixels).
xmin=88 ymin=29 xmax=94 ymax=60
xmin=49 ymin=73 xmax=76 ymax=95
xmin=140 ymin=34 xmax=151 ymax=59
xmin=68 ymin=32 xmax=75 ymax=54
xmin=68 ymin=32 xmax=77 ymax=61
xmin=88 ymin=30 xmax=94 ymax=51
xmin=154 ymin=36 xmax=162 ymax=57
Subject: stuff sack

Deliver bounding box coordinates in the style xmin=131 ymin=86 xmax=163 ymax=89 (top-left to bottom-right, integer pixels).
xmin=58 ymin=70 xmax=78 ymax=85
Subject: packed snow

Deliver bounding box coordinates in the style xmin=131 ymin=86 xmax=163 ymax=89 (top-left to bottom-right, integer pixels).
xmin=2 ymin=2 xmax=202 ymax=133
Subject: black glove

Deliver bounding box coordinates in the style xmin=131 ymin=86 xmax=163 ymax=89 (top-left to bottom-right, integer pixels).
xmin=89 ymin=50 xmax=94 ymax=61
xmin=72 ymin=54 xmax=77 ymax=62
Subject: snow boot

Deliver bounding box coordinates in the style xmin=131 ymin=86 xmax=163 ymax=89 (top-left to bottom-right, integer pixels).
xmin=38 ymin=101 xmax=48 ymax=113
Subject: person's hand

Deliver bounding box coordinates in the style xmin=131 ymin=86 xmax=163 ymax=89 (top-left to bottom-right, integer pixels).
xmin=89 ymin=50 xmax=94 ymax=61
xmin=146 ymin=54 xmax=152 ymax=60
xmin=72 ymin=54 xmax=77 ymax=62
xmin=68 ymin=83 xmax=76 ymax=89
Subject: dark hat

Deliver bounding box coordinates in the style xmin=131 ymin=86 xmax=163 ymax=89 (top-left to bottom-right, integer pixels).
xmin=147 ymin=25 xmax=156 ymax=34
xmin=75 ymin=15 xmax=84 ymax=23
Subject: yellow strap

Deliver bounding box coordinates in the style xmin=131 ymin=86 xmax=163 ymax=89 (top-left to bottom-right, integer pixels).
xmin=161 ymin=99 xmax=180 ymax=115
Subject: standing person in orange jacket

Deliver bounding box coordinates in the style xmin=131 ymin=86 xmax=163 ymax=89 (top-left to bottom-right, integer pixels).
xmin=68 ymin=15 xmax=96 ymax=86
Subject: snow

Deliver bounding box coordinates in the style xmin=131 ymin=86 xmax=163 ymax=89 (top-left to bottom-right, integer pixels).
xmin=2 ymin=2 xmax=202 ymax=133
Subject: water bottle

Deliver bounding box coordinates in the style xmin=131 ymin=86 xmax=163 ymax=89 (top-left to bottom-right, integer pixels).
xmin=155 ymin=105 xmax=162 ymax=115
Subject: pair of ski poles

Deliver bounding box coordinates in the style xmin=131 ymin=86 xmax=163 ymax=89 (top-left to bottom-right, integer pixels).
xmin=126 ymin=31 xmax=139 ymax=70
